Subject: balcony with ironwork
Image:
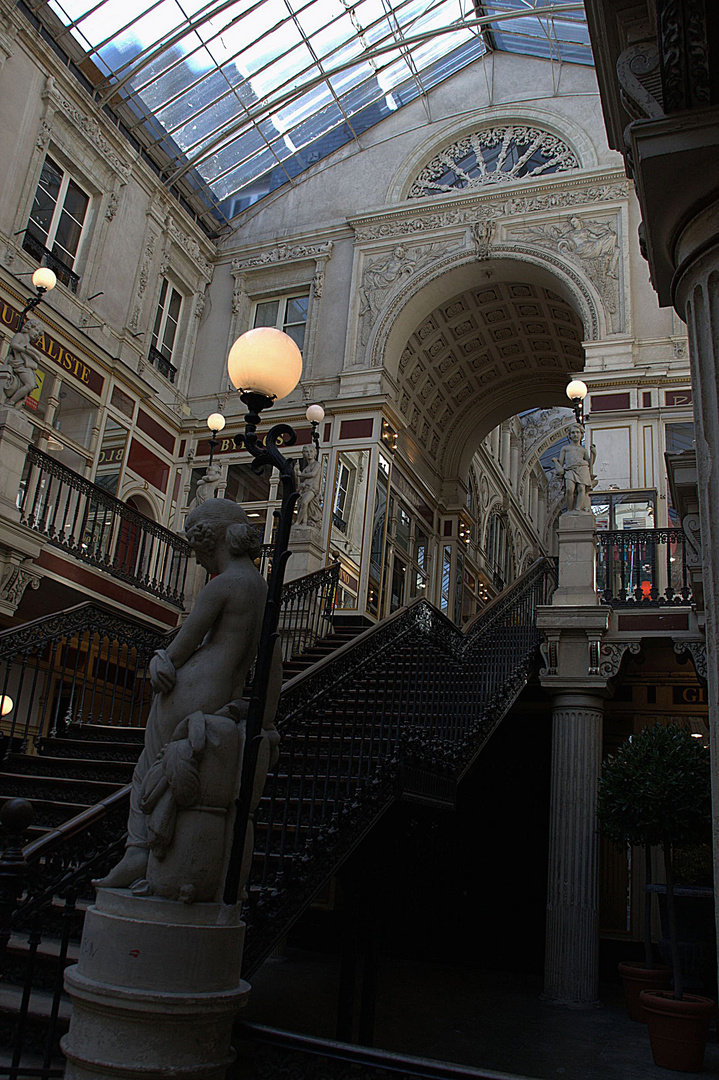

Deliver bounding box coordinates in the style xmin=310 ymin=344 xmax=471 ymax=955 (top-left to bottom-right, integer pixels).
xmin=21 ymin=230 xmax=80 ymax=294
xmin=148 ymin=344 xmax=178 ymax=384
xmin=596 ymin=528 xmax=695 ymax=607
xmin=19 ymin=446 xmax=191 ymax=607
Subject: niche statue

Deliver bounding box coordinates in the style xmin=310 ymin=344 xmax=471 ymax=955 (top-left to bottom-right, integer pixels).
xmin=552 ymin=423 xmax=597 ymax=513
xmin=96 ymin=499 xmax=281 ymax=902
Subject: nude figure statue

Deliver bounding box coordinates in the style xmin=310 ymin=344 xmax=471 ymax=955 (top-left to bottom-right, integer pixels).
xmin=96 ymin=498 xmax=280 ymax=889
xmin=0 ymin=319 xmax=43 ymax=408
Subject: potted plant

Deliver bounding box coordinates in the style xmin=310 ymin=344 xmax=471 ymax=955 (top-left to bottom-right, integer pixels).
xmin=597 ymin=723 xmax=715 ymax=1069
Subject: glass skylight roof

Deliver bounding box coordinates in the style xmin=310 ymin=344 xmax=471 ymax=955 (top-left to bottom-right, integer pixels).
xmin=42 ymin=0 xmax=591 ymax=226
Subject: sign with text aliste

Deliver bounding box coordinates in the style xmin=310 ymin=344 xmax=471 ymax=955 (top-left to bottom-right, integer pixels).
xmin=1 ymin=299 xmax=105 ymax=396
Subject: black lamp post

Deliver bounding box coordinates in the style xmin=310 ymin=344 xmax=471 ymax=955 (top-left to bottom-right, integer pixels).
xmin=18 ymin=268 xmax=56 ymax=329
xmin=566 ymin=378 xmax=588 ymax=425
xmin=222 ymin=327 xmax=306 ymax=907
xmin=205 ymin=411 xmax=225 ymax=467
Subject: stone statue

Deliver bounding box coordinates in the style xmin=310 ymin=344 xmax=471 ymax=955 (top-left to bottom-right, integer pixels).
xmin=96 ymin=499 xmax=281 ymax=895
xmin=294 ymin=445 xmax=322 ymax=527
xmin=188 ymin=463 xmax=223 ymax=511
xmin=0 ymin=319 xmax=42 ymax=408
xmin=552 ymin=423 xmax=597 ymax=513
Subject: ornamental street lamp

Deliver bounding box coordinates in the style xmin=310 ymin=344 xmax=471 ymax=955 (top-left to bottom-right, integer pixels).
xmin=566 ymin=378 xmax=588 ymax=424
xmin=206 ymin=411 xmax=226 ymax=467
xmin=305 ymin=402 xmax=325 ymax=459
xmin=18 ymin=267 xmax=57 ymax=329
xmin=223 ymin=326 xmax=307 ymax=907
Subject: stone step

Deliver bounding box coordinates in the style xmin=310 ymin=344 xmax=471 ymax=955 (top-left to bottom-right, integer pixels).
xmin=37 ymin=736 xmax=142 ymax=762
xmin=6 ymin=753 xmax=135 ymax=784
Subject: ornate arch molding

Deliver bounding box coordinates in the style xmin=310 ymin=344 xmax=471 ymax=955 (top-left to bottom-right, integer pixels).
xmin=368 ymin=245 xmax=603 ymax=381
xmin=387 ymin=104 xmax=599 ymax=204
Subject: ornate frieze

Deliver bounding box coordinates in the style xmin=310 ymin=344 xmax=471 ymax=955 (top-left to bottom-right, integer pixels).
xmin=351 ymin=181 xmax=630 ymax=242
xmin=167 ymin=222 xmax=213 ymax=281
xmin=407 ymin=126 xmax=580 ymax=198
xmin=231 ymin=241 xmax=334 ymax=272
xmin=42 ymin=78 xmax=131 ymax=182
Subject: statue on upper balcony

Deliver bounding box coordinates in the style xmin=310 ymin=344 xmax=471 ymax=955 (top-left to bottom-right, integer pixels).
xmin=188 ymin=463 xmax=222 ymax=511
xmin=95 ymin=499 xmax=281 ymax=899
xmin=0 ymin=319 xmax=43 ymax=408
xmin=552 ymin=423 xmax=597 ymax=513
xmin=294 ymin=444 xmax=322 ymax=527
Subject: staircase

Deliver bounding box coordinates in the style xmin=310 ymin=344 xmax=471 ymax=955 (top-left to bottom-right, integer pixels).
xmin=0 ymin=558 xmax=555 ymax=1074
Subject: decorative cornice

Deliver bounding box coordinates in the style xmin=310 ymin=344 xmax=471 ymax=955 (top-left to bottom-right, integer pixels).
xmin=42 ymin=77 xmax=132 ymax=183
xmin=598 ymin=640 xmax=641 ymax=679
xmin=674 ymin=640 xmax=707 ymax=682
xmin=350 ymin=173 xmax=630 ymax=242
xmin=232 ymin=241 xmax=333 ymax=273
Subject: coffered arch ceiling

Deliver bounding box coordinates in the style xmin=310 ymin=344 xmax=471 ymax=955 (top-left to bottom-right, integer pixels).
xmin=391 ymin=280 xmax=585 ymax=480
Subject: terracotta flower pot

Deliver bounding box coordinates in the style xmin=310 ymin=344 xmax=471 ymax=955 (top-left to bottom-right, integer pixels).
xmin=618 ymin=961 xmax=672 ymax=1022
xmin=640 ymin=989 xmax=717 ymax=1072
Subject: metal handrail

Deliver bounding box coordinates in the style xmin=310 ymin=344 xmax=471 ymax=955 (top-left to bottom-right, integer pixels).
xmin=236 ymin=1022 xmax=537 ymax=1080
xmin=19 ymin=445 xmax=191 ymax=606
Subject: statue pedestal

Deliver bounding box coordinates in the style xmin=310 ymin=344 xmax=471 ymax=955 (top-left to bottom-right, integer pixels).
xmin=287 ymin=524 xmax=325 ymax=581
xmin=552 ymin=511 xmax=598 ymax=607
xmin=62 ymin=889 xmax=249 ymax=1080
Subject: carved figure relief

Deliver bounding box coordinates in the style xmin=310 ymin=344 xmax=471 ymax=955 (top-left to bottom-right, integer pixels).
xmin=507 ymin=215 xmax=622 ymax=330
xmin=358 ymin=243 xmax=450 ymax=345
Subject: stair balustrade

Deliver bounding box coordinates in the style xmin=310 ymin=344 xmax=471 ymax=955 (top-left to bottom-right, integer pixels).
xmin=19 ymin=446 xmax=191 ymax=606
xmin=0 ymin=559 xmax=554 ymax=1073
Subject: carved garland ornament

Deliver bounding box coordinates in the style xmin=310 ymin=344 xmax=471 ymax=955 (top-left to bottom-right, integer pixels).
xmin=408 ymin=126 xmax=580 ymax=198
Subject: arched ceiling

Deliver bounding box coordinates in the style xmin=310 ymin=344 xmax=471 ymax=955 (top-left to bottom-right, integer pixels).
xmin=391 ymin=280 xmax=585 ymax=479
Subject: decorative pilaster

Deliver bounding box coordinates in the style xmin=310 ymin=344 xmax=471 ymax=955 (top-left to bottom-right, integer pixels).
xmin=543 ymin=692 xmax=604 ymax=1006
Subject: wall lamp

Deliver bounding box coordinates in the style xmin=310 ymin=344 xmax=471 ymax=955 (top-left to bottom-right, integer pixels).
xmin=206 ymin=412 xmax=226 ymax=467
xmin=19 ymin=267 xmax=56 ymax=329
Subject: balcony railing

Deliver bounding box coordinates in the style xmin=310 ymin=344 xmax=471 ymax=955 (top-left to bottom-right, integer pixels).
xmin=147 ymin=344 xmax=178 ymax=384
xmin=19 ymin=446 xmax=191 ymax=606
xmin=22 ymin=231 xmax=80 ymax=293
xmin=596 ymin=528 xmax=694 ymax=606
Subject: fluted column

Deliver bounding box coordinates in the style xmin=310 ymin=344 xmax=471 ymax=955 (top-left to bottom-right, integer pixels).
xmin=543 ymin=691 xmax=604 ymax=1006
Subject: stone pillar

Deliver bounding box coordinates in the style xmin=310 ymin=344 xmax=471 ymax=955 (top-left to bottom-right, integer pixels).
xmin=674 ymin=215 xmax=719 ymax=965
xmin=0 ymin=406 xmax=33 ymax=522
xmin=509 ymin=433 xmax=520 ymax=490
xmin=500 ymin=422 xmax=511 ymax=475
xmin=543 ymin=692 xmax=604 ymax=1006
xmin=552 ymin=511 xmax=599 ymax=607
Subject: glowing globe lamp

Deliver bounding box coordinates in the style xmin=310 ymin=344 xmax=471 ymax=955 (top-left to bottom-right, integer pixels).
xmin=227 ymin=328 xmax=302 ymax=402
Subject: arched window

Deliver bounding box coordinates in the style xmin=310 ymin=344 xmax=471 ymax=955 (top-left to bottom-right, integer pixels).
xmin=486 ymin=512 xmax=513 ymax=590
xmin=408 ymin=126 xmax=579 ymax=199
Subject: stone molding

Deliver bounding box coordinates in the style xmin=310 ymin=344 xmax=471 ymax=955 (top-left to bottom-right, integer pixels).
xmin=231 ymin=241 xmax=334 ymax=273
xmin=674 ymin=639 xmax=707 ymax=682
xmin=0 ymin=554 xmax=41 ymax=612
xmin=597 ymin=639 xmax=641 ymax=680
xmin=41 ymin=76 xmax=132 ymax=183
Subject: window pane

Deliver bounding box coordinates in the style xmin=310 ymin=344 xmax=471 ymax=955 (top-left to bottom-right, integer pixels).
xmin=285 ymin=323 xmax=305 ymax=351
xmin=53 ymin=209 xmax=84 ymax=263
xmin=254 ymin=301 xmax=279 ymax=328
xmin=285 ymin=295 xmax=309 ymax=324
xmin=665 ymin=423 xmax=695 ymax=455
xmin=54 ymin=381 xmax=98 ymax=450
xmin=62 ymin=179 xmax=90 ymax=224
xmin=28 ymin=158 xmax=62 ymax=242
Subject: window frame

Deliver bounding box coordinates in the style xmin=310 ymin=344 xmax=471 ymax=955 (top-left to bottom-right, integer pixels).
xmin=24 ymin=154 xmax=92 ymax=289
xmin=252 ymin=290 xmax=311 ymax=352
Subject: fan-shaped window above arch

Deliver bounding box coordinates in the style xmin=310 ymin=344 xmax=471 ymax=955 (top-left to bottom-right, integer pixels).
xmin=408 ymin=126 xmax=580 ymax=199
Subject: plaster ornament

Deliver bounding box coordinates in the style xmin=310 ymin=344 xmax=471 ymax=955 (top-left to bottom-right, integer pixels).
xmin=0 ymin=320 xmax=43 ymax=408
xmin=96 ymin=499 xmax=281 ymax=894
xmin=294 ymin=445 xmax=322 ymax=527
xmin=552 ymin=423 xmax=597 ymax=513
xmin=507 ymin=215 xmax=621 ymax=327
xmin=408 ymin=126 xmax=580 ymax=198
xmin=358 ymin=243 xmax=446 ymax=345
xmin=0 ymin=558 xmax=41 ymax=607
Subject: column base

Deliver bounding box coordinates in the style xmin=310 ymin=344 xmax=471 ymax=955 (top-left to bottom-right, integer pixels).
xmin=62 ymin=889 xmax=249 ymax=1080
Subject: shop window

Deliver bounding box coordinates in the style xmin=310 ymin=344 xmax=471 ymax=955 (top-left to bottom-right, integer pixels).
xmin=333 ymin=460 xmax=352 ymax=530
xmin=149 ymin=279 xmax=183 ymax=382
xmin=53 ymin=383 xmax=98 ymax=451
xmin=253 ymin=292 xmax=310 ymax=351
xmin=591 ymin=491 xmax=656 ymax=531
xmin=396 ymin=507 xmax=411 ymax=553
xmin=665 ymin=422 xmax=695 ymax=455
xmin=24 ymin=156 xmax=89 ymax=293
xmin=225 ymin=462 xmax=271 ymax=504
xmin=95 ymin=418 xmax=129 ymax=496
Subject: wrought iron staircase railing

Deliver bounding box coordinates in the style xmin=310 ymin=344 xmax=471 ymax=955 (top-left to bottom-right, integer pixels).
xmin=0 ymin=558 xmax=554 ymax=1073
xmin=19 ymin=446 xmax=192 ymax=606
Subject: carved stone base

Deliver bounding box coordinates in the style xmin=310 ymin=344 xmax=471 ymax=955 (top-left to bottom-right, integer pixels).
xmin=552 ymin=511 xmax=599 ymax=607
xmin=287 ymin=525 xmax=326 ymax=581
xmin=62 ymin=889 xmax=249 ymax=1079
